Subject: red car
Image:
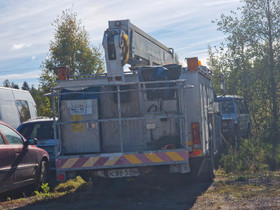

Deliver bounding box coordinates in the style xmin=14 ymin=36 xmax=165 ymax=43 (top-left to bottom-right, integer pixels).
xmin=0 ymin=121 xmax=49 ymax=194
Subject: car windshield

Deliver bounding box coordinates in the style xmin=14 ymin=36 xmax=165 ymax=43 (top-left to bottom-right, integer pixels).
xmin=19 ymin=121 xmax=54 ymax=140
xmin=218 ymin=99 xmax=235 ymax=114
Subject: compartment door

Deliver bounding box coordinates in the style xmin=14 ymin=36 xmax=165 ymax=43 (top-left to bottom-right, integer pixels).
xmin=61 ymin=99 xmax=100 ymax=154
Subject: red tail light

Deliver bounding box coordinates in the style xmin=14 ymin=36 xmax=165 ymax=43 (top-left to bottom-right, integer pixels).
xmin=58 ymin=173 xmax=65 ymax=181
xmin=192 ymin=122 xmax=202 ymax=149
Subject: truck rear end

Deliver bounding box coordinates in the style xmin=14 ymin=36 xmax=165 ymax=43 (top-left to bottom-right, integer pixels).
xmin=50 ymin=19 xmax=221 ymax=182
xmin=51 ymin=65 xmax=194 ymax=181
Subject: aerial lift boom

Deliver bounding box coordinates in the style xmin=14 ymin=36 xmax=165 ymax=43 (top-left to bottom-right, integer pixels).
xmin=102 ymin=19 xmax=175 ymax=82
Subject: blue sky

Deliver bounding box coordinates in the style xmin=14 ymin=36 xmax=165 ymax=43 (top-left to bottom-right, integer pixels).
xmin=0 ymin=0 xmax=241 ymax=88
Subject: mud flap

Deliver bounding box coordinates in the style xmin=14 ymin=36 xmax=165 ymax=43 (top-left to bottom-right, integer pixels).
xmin=197 ymin=155 xmax=215 ymax=181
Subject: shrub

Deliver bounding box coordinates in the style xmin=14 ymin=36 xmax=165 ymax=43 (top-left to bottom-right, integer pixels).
xmin=220 ymin=138 xmax=272 ymax=174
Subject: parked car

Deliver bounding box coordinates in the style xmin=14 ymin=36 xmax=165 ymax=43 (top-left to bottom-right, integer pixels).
xmin=216 ymin=95 xmax=251 ymax=147
xmin=0 ymin=87 xmax=37 ymax=129
xmin=17 ymin=117 xmax=55 ymax=171
xmin=0 ymin=121 xmax=49 ymax=194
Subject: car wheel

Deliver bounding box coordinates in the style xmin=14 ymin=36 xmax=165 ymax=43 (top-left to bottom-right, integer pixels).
xmin=35 ymin=160 xmax=48 ymax=191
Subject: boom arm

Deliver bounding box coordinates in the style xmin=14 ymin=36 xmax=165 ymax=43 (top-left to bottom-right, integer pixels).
xmin=102 ymin=19 xmax=175 ymax=82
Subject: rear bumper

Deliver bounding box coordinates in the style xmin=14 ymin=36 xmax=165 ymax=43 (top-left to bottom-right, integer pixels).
xmin=56 ymin=149 xmax=189 ymax=171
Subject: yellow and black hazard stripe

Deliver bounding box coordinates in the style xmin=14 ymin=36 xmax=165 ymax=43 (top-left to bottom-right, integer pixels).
xmin=56 ymin=150 xmax=189 ymax=170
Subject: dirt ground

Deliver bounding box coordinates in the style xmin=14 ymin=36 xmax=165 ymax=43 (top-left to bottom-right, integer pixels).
xmin=1 ymin=171 xmax=280 ymax=210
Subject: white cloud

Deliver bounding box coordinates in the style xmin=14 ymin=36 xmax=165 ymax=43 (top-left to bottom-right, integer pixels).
xmin=204 ymin=0 xmax=239 ymax=7
xmin=0 ymin=0 xmax=241 ymax=86
xmin=0 ymin=70 xmax=40 ymax=81
xmin=12 ymin=43 xmax=32 ymax=50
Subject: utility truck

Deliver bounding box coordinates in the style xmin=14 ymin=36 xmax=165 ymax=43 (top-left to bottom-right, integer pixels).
xmin=49 ymin=19 xmax=222 ymax=182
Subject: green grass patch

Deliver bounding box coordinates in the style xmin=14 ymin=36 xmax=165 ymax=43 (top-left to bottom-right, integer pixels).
xmin=1 ymin=176 xmax=88 ymax=207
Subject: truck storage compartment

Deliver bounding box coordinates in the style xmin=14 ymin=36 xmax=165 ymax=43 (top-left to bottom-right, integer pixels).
xmin=56 ymin=80 xmax=186 ymax=154
xmin=60 ymin=87 xmax=101 ymax=154
xmin=100 ymin=85 xmax=145 ymax=152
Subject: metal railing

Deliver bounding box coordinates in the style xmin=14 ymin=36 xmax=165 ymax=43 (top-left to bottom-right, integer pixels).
xmin=50 ymin=79 xmax=187 ymax=155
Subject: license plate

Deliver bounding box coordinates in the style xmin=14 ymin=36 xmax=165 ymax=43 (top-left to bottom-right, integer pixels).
xmin=108 ymin=168 xmax=140 ymax=178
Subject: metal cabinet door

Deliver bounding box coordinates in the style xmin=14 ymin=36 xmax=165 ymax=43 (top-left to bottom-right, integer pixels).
xmin=60 ymin=99 xmax=100 ymax=154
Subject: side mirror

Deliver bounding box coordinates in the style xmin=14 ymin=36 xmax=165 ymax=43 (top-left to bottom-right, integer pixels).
xmin=24 ymin=138 xmax=38 ymax=147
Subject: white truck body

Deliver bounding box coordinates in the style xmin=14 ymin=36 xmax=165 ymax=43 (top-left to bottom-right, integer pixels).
xmin=50 ymin=20 xmax=221 ymax=181
xmin=51 ymin=64 xmax=221 ymax=181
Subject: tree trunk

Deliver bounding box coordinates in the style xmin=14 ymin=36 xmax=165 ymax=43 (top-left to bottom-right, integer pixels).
xmin=267 ymin=0 xmax=279 ymax=170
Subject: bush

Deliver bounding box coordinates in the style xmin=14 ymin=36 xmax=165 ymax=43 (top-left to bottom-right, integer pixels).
xmin=220 ymin=138 xmax=272 ymax=174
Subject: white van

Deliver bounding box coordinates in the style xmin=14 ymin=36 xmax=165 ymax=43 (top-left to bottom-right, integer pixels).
xmin=0 ymin=87 xmax=37 ymax=128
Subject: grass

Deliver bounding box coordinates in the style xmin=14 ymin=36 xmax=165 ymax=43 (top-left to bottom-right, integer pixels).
xmin=0 ymin=176 xmax=87 ymax=209
xmin=196 ymin=169 xmax=280 ymax=209
xmin=1 ymin=171 xmax=280 ymax=209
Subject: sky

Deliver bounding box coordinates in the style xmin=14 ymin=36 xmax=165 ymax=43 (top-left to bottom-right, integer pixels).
xmin=0 ymin=0 xmax=241 ymax=88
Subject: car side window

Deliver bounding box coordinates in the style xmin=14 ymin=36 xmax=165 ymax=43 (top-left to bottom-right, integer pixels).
xmin=234 ymin=99 xmax=240 ymax=113
xmin=16 ymin=100 xmax=31 ymax=123
xmin=238 ymin=99 xmax=248 ymax=114
xmin=0 ymin=124 xmax=23 ymax=145
xmin=220 ymin=100 xmax=235 ymax=114
xmin=20 ymin=123 xmax=39 ymax=140
xmin=0 ymin=135 xmax=4 ymax=144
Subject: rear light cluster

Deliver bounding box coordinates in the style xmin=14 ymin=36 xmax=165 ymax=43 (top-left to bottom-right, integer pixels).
xmin=187 ymin=122 xmax=203 ymax=157
xmin=57 ymin=172 xmax=66 ymax=181
xmin=191 ymin=122 xmax=202 ymax=149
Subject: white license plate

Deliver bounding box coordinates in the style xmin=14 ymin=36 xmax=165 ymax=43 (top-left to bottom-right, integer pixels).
xmin=108 ymin=168 xmax=140 ymax=178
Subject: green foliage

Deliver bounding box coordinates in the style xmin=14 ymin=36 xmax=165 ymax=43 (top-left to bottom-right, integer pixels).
xmin=3 ymin=79 xmax=10 ymax=87
xmin=41 ymin=183 xmax=50 ymax=194
xmin=21 ymin=81 xmax=30 ymax=91
xmin=207 ymin=45 xmax=224 ymax=95
xmin=210 ymin=0 xmax=280 ymax=153
xmin=38 ymin=97 xmax=53 ymax=117
xmin=40 ymin=9 xmax=104 ymax=94
xmin=29 ymin=177 xmax=87 ymax=203
xmin=2 ymin=79 xmax=19 ymax=89
xmin=54 ymin=176 xmax=85 ymax=193
xmin=28 ymin=85 xmax=53 ymax=117
xmin=34 ymin=183 xmax=50 ymax=195
xmin=11 ymin=82 xmax=19 ymax=89
xmin=220 ymin=139 xmax=272 ymax=174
